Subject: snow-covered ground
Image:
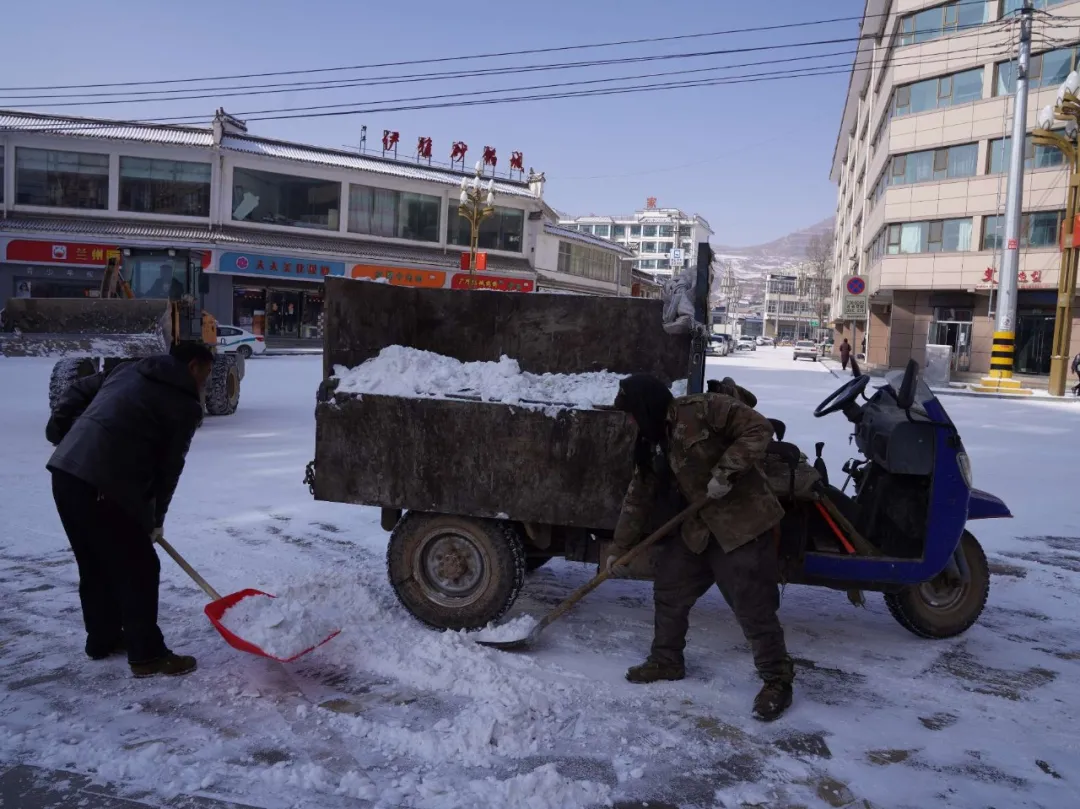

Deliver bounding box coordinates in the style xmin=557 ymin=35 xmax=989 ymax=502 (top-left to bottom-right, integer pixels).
xmin=1 ymin=350 xmax=1079 ymax=809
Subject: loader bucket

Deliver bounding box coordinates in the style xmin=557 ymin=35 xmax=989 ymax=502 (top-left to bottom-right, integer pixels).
xmin=0 ymin=298 xmax=170 ymax=358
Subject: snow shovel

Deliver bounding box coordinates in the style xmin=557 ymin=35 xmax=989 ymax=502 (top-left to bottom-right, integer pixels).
xmin=154 ymin=536 xmax=340 ymax=663
xmin=476 ymin=498 xmax=709 ymax=651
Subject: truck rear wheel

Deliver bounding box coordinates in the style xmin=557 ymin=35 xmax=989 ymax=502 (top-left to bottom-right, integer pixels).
xmin=387 ymin=513 xmax=526 ymax=631
xmin=205 ymin=354 xmax=240 ymax=416
xmin=883 ymin=531 xmax=989 ymax=639
xmin=49 ymin=358 xmax=98 ymax=413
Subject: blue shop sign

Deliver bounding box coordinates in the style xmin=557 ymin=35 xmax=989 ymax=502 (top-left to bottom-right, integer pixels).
xmin=219 ymin=251 xmax=345 ymax=281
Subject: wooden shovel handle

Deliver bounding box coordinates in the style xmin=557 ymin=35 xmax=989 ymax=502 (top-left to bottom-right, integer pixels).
xmin=536 ymin=498 xmax=708 ymax=633
xmin=155 ymin=536 xmax=223 ymax=601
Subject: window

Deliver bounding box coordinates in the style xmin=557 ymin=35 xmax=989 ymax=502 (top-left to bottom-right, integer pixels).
xmin=119 ymin=157 xmax=211 ymax=216
xmin=0 ymin=147 xmax=4 ymax=204
xmin=630 ymin=225 xmax=642 ymax=237
xmin=885 ymin=218 xmax=973 ymax=254
xmin=613 ymin=225 xmax=626 ymax=238
xmin=997 ymin=46 xmax=1078 ymax=95
xmin=988 ymin=133 xmax=1066 ymax=174
xmin=557 ymin=241 xmax=619 ymax=282
xmin=900 ymin=1 xmax=987 ymax=47
xmin=16 ymin=147 xmax=109 ymax=209
xmin=450 ymin=205 xmax=524 ymax=252
xmin=656 ymin=242 xmax=674 ymax=254
xmin=893 ymin=68 xmax=983 ymax=116
xmin=659 ymin=225 xmax=675 ymax=237
xmin=641 ymin=241 xmax=657 ymax=254
xmin=642 ymin=225 xmax=658 ymax=238
xmin=886 ymin=143 xmax=979 ymax=187
xmin=232 ymin=167 xmax=340 ymax=230
xmin=348 ymin=184 xmax=440 ymax=242
xmin=1003 ymin=0 xmax=1067 ymax=15
xmin=982 ymin=211 xmax=1064 ymax=249
xmin=593 ymin=224 xmax=611 ymax=238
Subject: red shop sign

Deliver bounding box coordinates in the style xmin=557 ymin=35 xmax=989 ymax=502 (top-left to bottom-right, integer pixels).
xmin=5 ymin=240 xmax=116 ymax=266
xmin=450 ymin=273 xmax=535 ymax=293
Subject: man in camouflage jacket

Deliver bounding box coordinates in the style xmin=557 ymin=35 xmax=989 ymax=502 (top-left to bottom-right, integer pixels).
xmin=608 ymin=373 xmax=794 ymax=721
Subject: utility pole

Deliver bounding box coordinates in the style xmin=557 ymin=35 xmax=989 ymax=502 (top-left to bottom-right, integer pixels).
xmin=984 ymin=0 xmax=1034 ymax=390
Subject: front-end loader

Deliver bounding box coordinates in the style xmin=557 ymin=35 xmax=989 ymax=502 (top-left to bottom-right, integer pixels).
xmin=1 ymin=255 xmax=242 ymax=417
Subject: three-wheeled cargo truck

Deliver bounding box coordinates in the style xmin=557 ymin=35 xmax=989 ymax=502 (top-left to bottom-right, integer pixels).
xmin=309 ymin=277 xmax=1003 ymax=640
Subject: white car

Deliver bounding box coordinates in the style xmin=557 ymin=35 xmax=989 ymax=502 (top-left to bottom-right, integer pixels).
xmin=217 ymin=325 xmax=266 ymax=358
xmin=757 ymin=336 xmax=775 ymax=347
xmin=736 ymin=336 xmax=757 ymax=352
xmin=793 ymin=340 xmax=818 ymax=361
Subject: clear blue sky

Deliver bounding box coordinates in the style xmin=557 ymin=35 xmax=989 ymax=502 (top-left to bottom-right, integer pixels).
xmin=5 ymin=0 xmax=864 ymax=245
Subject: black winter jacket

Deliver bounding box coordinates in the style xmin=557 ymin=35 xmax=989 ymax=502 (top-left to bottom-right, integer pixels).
xmin=46 ymin=355 xmax=203 ymax=533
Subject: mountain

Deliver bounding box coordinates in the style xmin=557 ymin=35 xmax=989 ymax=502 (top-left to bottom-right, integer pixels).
xmin=714 ymin=217 xmax=835 ymax=261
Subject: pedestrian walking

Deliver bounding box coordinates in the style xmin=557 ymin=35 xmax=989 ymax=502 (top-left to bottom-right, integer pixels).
xmin=607 ymin=374 xmax=794 ymax=722
xmin=839 ymin=338 xmax=851 ymax=370
xmin=1072 ymin=351 xmax=1080 ymax=397
xmin=46 ymin=343 xmax=213 ymax=678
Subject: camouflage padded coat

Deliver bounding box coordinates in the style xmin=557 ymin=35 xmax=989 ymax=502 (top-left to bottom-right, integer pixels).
xmin=613 ymin=392 xmax=785 ymax=554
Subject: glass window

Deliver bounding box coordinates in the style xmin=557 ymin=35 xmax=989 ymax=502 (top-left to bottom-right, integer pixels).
xmin=557 ymin=241 xmax=572 ymax=273
xmin=557 ymin=242 xmax=618 ymax=282
xmin=998 ymin=46 xmax=1078 ymax=95
xmin=887 ymin=218 xmax=972 ymax=253
xmin=983 ymin=211 xmax=1063 ymax=249
xmin=232 ymin=167 xmax=340 ymax=230
xmin=119 ymin=157 xmax=211 ymax=216
xmin=1003 ymin=0 xmax=1068 ymax=15
xmin=16 ymin=147 xmax=109 ymax=209
xmin=0 ymin=146 xmax=3 ymax=204
xmin=641 ymin=241 xmax=657 ymax=254
xmin=888 ymin=143 xmax=978 ymax=187
xmin=901 ymin=2 xmax=988 ymax=46
xmin=348 ymin=184 xmax=440 ymax=242
xmin=895 ymin=68 xmax=983 ymax=116
xmin=642 ymin=225 xmax=658 ymax=238
xmin=613 ymin=224 xmax=626 ymax=238
xmin=450 ymin=205 xmax=524 ymax=252
xmin=577 ymin=224 xmax=593 ymax=234
xmin=630 ymin=225 xmax=642 ymax=237
xmin=656 ymin=242 xmax=674 ymax=254
xmin=594 ymin=224 xmax=611 ymax=238
xmin=659 ymin=225 xmax=675 ymax=237
xmin=988 ymin=134 xmax=1066 ymax=173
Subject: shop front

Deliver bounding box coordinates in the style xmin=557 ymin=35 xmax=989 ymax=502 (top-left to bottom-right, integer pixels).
xmin=1 ymin=238 xmax=116 ymax=300
xmin=218 ymin=250 xmax=345 ymax=340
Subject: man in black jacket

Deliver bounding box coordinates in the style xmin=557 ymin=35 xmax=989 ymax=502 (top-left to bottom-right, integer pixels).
xmin=46 ymin=342 xmax=213 ymax=678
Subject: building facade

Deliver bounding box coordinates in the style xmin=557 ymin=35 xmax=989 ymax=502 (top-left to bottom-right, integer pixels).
xmin=763 ymin=272 xmax=828 ymax=341
xmin=0 ymin=110 xmax=633 ymax=342
xmin=831 ymin=0 xmax=1080 ymax=375
xmin=557 ymin=204 xmax=714 ymax=278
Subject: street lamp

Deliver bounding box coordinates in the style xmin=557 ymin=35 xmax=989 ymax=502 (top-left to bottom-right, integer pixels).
xmin=458 ymin=161 xmax=496 ymax=288
xmin=1032 ymin=69 xmax=1080 ymax=396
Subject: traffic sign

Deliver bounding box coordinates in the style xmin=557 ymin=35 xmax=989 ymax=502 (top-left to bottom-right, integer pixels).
xmin=842 ymin=274 xmax=868 ymax=320
xmin=845 ymin=276 xmax=866 ymax=296
xmin=670 ymin=248 xmax=684 ymax=264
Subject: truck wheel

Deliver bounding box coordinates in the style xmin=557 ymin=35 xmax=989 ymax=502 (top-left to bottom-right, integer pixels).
xmin=238 ymin=344 xmax=252 ymax=359
xmin=205 ymin=354 xmax=240 ymax=416
xmin=49 ymin=358 xmax=97 ymax=413
xmin=387 ymin=513 xmax=526 ymax=631
xmin=883 ymin=531 xmax=989 ymax=639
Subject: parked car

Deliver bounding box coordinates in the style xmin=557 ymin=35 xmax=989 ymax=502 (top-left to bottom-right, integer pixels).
xmin=736 ymin=336 xmax=757 ymax=351
xmin=793 ymin=339 xmax=818 ymax=362
xmin=217 ymin=325 xmax=266 ymax=358
xmin=757 ymin=336 xmax=775 ymax=347
xmin=708 ymin=333 xmax=731 ymax=357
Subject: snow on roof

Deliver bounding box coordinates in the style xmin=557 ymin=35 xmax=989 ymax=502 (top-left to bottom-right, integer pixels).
xmin=543 ymin=223 xmax=635 ymax=256
xmin=0 ymin=110 xmax=213 ymax=147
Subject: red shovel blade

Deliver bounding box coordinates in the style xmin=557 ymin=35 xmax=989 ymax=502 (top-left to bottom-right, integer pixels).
xmin=203 ymin=589 xmax=341 ymax=663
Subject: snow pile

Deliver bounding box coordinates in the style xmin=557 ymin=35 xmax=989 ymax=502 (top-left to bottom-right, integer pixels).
xmin=219 ymin=588 xmax=339 ymax=660
xmin=469 ymin=614 xmax=538 ymax=643
xmin=333 ymin=345 xmax=688 ymax=409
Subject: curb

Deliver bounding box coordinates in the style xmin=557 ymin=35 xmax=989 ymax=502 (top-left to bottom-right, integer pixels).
xmin=930 ymin=386 xmax=1080 ymax=403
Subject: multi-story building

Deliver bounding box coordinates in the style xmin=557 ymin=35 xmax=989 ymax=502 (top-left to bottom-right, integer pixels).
xmin=830 ymin=0 xmax=1080 ymax=375
xmin=763 ymin=271 xmax=829 ymax=341
xmin=0 ymin=109 xmax=635 ymax=343
xmin=557 ymin=203 xmax=714 ymax=277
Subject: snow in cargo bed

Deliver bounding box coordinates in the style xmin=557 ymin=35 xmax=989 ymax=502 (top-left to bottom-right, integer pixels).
xmin=332 ymin=345 xmax=687 ymax=410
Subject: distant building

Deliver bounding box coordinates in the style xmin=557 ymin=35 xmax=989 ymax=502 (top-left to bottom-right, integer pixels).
xmin=763 ymin=271 xmax=832 ymax=341
xmin=557 ymin=202 xmax=713 ymax=278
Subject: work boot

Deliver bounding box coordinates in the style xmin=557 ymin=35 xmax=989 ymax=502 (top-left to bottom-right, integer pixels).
xmin=626 ymin=658 xmax=685 ymax=684
xmin=752 ymin=680 xmax=793 ymax=722
xmin=130 ymin=653 xmax=197 ymax=679
xmin=85 ymin=637 xmax=125 ymax=661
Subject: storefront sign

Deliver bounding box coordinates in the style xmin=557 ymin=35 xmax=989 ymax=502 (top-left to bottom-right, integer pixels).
xmin=450 ymin=273 xmax=535 ymax=293
xmin=975 ymin=267 xmax=1049 ymax=290
xmin=4 ymin=239 xmax=116 ymax=266
xmin=350 ymin=264 xmax=446 ymax=288
xmin=218 ymin=251 xmax=345 ymax=281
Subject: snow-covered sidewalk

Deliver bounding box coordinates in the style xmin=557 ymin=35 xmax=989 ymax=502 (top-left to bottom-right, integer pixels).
xmin=1 ymin=355 xmax=1078 ymax=809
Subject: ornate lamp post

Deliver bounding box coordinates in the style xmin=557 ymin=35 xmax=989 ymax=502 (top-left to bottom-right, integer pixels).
xmin=459 ymin=162 xmax=496 ymax=288
xmin=1033 ymin=70 xmax=1080 ymax=396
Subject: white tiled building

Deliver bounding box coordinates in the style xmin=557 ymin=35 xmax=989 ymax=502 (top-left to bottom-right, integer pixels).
xmin=831 ymin=0 xmax=1080 ymax=375
xmin=0 ymin=109 xmax=633 ymax=341
xmin=557 ymin=205 xmax=714 ymax=278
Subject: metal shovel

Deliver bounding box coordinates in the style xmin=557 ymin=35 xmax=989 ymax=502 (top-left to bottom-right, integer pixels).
xmin=155 ymin=536 xmax=340 ymax=663
xmin=476 ymin=498 xmax=708 ymax=651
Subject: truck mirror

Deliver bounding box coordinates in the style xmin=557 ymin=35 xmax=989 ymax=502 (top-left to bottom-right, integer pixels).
xmin=896 ymin=359 xmax=919 ymax=410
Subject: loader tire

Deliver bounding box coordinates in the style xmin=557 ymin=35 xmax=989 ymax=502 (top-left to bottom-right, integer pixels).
xmin=883 ymin=531 xmax=989 ymax=639
xmin=205 ymin=354 xmax=240 ymax=416
xmin=387 ymin=512 xmax=526 ymax=631
xmin=49 ymin=358 xmax=98 ymax=414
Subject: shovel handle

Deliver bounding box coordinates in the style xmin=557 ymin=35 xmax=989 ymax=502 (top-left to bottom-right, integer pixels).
xmin=536 ymin=498 xmax=709 ymax=633
xmin=155 ymin=536 xmax=223 ymax=601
